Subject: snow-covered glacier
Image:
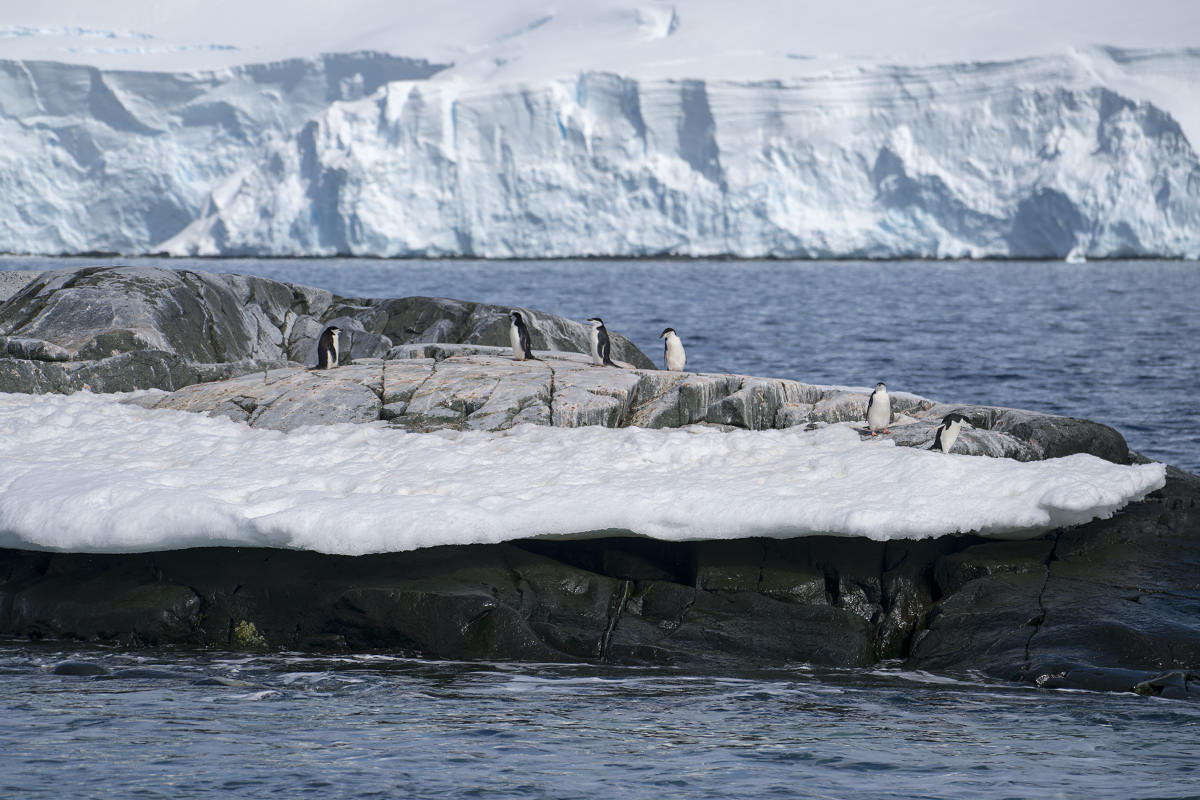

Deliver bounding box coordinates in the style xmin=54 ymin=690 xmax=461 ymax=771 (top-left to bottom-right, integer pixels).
xmin=0 ymin=53 xmax=446 ymax=255
xmin=162 ymin=49 xmax=1200 ymax=259
xmin=2 ymin=6 xmax=1199 ymax=258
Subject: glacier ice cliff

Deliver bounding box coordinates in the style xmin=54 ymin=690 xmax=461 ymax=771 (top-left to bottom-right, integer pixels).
xmin=2 ymin=48 xmax=1199 ymax=258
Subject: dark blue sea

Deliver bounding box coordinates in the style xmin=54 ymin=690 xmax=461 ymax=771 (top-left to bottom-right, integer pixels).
xmin=1 ymin=645 xmax=1198 ymax=800
xmin=1 ymin=257 xmax=1198 ymax=798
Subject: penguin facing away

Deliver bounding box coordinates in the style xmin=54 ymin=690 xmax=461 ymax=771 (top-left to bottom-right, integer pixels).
xmin=316 ymin=325 xmax=342 ymax=369
xmin=509 ymin=311 xmax=538 ymax=361
xmin=660 ymin=327 xmax=686 ymax=372
xmin=931 ymin=413 xmax=973 ymax=454
xmin=587 ymin=317 xmax=617 ymax=367
xmin=866 ymin=381 xmax=891 ymax=435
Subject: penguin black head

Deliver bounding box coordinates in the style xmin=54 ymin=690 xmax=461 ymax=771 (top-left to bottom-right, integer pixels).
xmin=510 ymin=310 xmax=524 ymax=323
xmin=942 ymin=412 xmax=973 ymax=427
xmin=324 ymin=325 xmax=342 ymax=336
xmin=587 ymin=317 xmax=604 ymax=327
xmin=660 ymin=327 xmax=675 ymax=339
xmin=874 ymin=382 xmax=886 ymax=391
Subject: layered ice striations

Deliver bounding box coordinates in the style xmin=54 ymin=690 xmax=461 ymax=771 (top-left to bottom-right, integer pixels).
xmin=0 ymin=53 xmax=448 ymax=255
xmin=3 ymin=48 xmax=1200 ymax=258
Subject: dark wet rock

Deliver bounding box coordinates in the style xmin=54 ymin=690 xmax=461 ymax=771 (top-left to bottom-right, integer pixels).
xmin=908 ymin=468 xmax=1200 ymax=689
xmin=1035 ymin=666 xmax=1184 ymax=695
xmin=52 ymin=660 xmax=110 ymax=676
xmin=933 ymin=540 xmax=1055 ymax=596
xmin=6 ymin=562 xmax=202 ymax=647
xmin=1133 ymin=671 xmax=1200 ymax=700
xmin=1 ymin=465 xmax=1197 ymax=691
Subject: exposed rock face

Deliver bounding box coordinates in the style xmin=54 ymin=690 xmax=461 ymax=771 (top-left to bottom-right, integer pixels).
xmin=0 ymin=266 xmax=651 ymax=396
xmin=1 ymin=468 xmax=1196 ymax=696
xmin=0 ymin=271 xmax=38 ymax=302
xmin=126 ymin=345 xmax=1131 ymax=466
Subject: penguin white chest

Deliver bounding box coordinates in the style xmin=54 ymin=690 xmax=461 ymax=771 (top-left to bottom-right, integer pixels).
xmin=940 ymin=421 xmax=962 ymax=453
xmin=867 ymin=390 xmax=891 ymax=432
xmin=589 ymin=327 xmax=602 ymax=365
xmin=327 ymin=332 xmax=339 ymax=368
xmin=509 ymin=322 xmax=524 ymax=360
xmin=664 ymin=334 xmax=686 ymax=372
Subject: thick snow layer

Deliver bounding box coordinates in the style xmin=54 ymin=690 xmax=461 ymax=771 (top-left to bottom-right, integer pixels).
xmin=7 ymin=1 xmax=1200 ymax=78
xmin=0 ymin=392 xmax=1165 ymax=556
xmin=1 ymin=2 xmax=1199 ymax=258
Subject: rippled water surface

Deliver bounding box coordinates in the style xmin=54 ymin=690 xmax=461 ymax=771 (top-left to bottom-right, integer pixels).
xmin=1 ymin=645 xmax=1198 ymax=800
xmin=1 ymin=258 xmax=1199 ymax=796
xmin=3 ymin=257 xmax=1198 ymax=471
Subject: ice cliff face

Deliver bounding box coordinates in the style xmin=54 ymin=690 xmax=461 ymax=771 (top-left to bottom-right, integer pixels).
xmin=0 ymin=53 xmax=447 ymax=255
xmin=3 ymin=48 xmax=1199 ymax=258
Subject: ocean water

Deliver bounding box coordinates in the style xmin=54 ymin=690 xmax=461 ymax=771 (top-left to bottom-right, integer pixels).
xmin=1 ymin=645 xmax=1198 ymax=800
xmin=1 ymin=257 xmax=1199 ymax=797
xmin=2 ymin=256 xmax=1198 ymax=472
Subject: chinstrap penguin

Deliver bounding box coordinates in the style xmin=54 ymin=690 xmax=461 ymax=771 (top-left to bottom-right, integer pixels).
xmin=316 ymin=325 xmax=342 ymax=369
xmin=931 ymin=413 xmax=973 ymax=454
xmin=509 ymin=310 xmax=538 ymax=361
xmin=866 ymin=381 xmax=891 ymax=435
xmin=660 ymin=327 xmax=686 ymax=372
xmin=587 ymin=317 xmax=616 ymax=367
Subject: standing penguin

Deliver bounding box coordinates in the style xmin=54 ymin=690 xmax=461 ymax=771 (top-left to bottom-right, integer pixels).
xmin=866 ymin=381 xmax=891 ymax=435
xmin=931 ymin=413 xmax=973 ymax=453
xmin=315 ymin=325 xmax=342 ymax=369
xmin=509 ymin=311 xmax=538 ymax=361
xmin=660 ymin=327 xmax=686 ymax=372
xmin=587 ymin=317 xmax=617 ymax=367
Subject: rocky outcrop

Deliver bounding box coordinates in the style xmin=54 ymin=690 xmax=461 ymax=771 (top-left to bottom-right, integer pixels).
xmin=124 ymin=345 xmax=1130 ymax=465
xmin=1 ymin=467 xmax=1196 ymax=696
xmin=0 ymin=266 xmax=652 ymax=397
xmin=0 ymin=266 xmax=1137 ymax=461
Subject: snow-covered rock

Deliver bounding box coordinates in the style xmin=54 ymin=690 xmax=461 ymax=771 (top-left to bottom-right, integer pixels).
xmin=0 ymin=389 xmax=1166 ymax=555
